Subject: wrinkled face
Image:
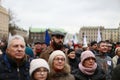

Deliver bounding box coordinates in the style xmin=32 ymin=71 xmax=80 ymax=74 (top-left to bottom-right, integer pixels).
xmin=6 ymin=39 xmax=25 ymax=60
xmin=53 ymin=55 xmax=65 ymax=71
xmin=98 ymin=42 xmax=108 ymax=53
xmin=33 ymin=67 xmax=48 ymax=80
xmin=83 ymin=57 xmax=96 ymax=68
xmin=116 ymin=48 xmax=120 ymax=57
xmin=68 ymin=51 xmax=76 ymax=59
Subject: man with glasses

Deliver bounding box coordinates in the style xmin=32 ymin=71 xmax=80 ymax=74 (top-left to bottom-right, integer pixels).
xmin=40 ymin=31 xmax=65 ymax=61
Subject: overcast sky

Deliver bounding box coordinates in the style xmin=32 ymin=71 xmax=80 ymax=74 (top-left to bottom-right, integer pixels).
xmin=2 ymin=0 xmax=120 ymax=34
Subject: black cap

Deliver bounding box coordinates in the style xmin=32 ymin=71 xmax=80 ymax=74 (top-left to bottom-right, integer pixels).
xmin=90 ymin=41 xmax=97 ymax=46
xmin=67 ymin=49 xmax=74 ymax=54
xmin=34 ymin=40 xmax=45 ymax=45
xmin=51 ymin=31 xmax=65 ymax=37
xmin=116 ymin=42 xmax=120 ymax=45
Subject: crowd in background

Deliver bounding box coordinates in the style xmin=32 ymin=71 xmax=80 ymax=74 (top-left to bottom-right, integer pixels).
xmin=0 ymin=31 xmax=120 ymax=80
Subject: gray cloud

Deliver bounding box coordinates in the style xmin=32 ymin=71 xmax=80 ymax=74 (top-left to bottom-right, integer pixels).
xmin=2 ymin=0 xmax=120 ymax=33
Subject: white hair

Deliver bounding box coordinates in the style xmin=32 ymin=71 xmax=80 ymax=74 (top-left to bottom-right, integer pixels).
xmin=7 ymin=35 xmax=25 ymax=48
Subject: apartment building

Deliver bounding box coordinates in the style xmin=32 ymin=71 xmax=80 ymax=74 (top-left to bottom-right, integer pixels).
xmin=0 ymin=5 xmax=9 ymax=39
xmin=29 ymin=27 xmax=66 ymax=44
xmin=79 ymin=26 xmax=120 ymax=43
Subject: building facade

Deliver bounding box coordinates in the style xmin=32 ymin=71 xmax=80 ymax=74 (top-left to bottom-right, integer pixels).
xmin=29 ymin=27 xmax=66 ymax=44
xmin=0 ymin=5 xmax=9 ymax=39
xmin=79 ymin=25 xmax=120 ymax=43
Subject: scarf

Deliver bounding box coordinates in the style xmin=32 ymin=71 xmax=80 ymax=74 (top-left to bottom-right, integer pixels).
xmin=79 ymin=62 xmax=97 ymax=75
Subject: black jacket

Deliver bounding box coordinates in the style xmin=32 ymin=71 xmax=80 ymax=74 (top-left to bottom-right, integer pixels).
xmin=74 ymin=66 xmax=105 ymax=80
xmin=0 ymin=53 xmax=30 ymax=80
xmin=112 ymin=64 xmax=120 ymax=80
xmin=68 ymin=57 xmax=79 ymax=75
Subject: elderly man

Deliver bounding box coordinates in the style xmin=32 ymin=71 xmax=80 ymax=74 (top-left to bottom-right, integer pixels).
xmin=0 ymin=35 xmax=30 ymax=80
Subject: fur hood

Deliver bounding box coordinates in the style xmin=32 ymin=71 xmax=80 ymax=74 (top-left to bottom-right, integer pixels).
xmin=48 ymin=50 xmax=75 ymax=80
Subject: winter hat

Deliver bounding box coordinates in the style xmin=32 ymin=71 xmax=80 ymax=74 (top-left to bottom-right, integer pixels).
xmin=29 ymin=58 xmax=50 ymax=76
xmin=80 ymin=50 xmax=96 ymax=64
xmin=67 ymin=49 xmax=74 ymax=54
xmin=25 ymin=47 xmax=34 ymax=57
xmin=48 ymin=50 xmax=66 ymax=65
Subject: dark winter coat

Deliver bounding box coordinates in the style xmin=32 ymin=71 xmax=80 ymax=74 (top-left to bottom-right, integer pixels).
xmin=40 ymin=46 xmax=54 ymax=61
xmin=49 ymin=72 xmax=75 ymax=80
xmin=74 ymin=66 xmax=105 ymax=80
xmin=0 ymin=53 xmax=30 ymax=80
xmin=112 ymin=64 xmax=120 ymax=80
xmin=68 ymin=57 xmax=79 ymax=75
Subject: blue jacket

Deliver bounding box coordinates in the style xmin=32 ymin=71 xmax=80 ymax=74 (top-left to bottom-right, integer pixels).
xmin=0 ymin=53 xmax=30 ymax=80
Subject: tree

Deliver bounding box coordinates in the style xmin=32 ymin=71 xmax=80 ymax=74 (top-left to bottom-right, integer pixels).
xmin=8 ymin=9 xmax=19 ymax=35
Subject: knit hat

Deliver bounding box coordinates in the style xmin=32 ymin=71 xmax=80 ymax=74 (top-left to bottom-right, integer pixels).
xmin=25 ymin=47 xmax=34 ymax=57
xmin=80 ymin=50 xmax=96 ymax=64
xmin=29 ymin=58 xmax=50 ymax=76
xmin=48 ymin=50 xmax=66 ymax=65
xmin=67 ymin=49 xmax=74 ymax=54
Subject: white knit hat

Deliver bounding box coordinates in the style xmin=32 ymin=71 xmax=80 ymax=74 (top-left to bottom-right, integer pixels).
xmin=29 ymin=58 xmax=50 ymax=76
xmin=48 ymin=50 xmax=66 ymax=65
xmin=80 ymin=50 xmax=95 ymax=64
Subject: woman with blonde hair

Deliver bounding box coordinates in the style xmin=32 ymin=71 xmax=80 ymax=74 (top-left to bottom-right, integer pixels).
xmin=112 ymin=47 xmax=120 ymax=68
xmin=48 ymin=50 xmax=75 ymax=80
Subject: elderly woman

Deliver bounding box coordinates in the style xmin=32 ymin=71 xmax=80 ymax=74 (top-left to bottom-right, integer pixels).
xmin=112 ymin=47 xmax=120 ymax=68
xmin=30 ymin=58 xmax=50 ymax=80
xmin=74 ymin=50 xmax=105 ymax=80
xmin=48 ymin=50 xmax=75 ymax=80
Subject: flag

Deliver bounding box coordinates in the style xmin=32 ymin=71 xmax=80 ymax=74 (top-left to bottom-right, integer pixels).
xmin=45 ymin=29 xmax=50 ymax=46
xmin=72 ymin=34 xmax=78 ymax=44
xmin=83 ymin=34 xmax=88 ymax=47
xmin=97 ymin=28 xmax=101 ymax=43
xmin=8 ymin=32 xmax=12 ymax=41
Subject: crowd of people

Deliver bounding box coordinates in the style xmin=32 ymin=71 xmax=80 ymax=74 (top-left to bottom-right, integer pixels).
xmin=0 ymin=31 xmax=120 ymax=80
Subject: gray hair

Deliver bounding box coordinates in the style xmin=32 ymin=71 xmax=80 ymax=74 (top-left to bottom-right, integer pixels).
xmin=7 ymin=35 xmax=25 ymax=48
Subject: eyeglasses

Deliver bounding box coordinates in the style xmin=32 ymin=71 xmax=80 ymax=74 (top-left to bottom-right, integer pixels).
xmin=54 ymin=58 xmax=65 ymax=62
